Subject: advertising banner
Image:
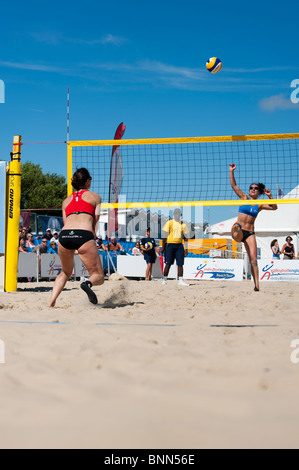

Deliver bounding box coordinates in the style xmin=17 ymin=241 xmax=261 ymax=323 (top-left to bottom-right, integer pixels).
xmin=40 ymin=254 xmax=103 ymax=279
xmin=259 ymin=260 xmax=299 ymax=282
xmin=183 ymin=258 xmax=244 ymax=281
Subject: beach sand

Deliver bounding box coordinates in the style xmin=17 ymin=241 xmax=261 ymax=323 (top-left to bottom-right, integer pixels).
xmin=0 ymin=277 xmax=298 ymax=449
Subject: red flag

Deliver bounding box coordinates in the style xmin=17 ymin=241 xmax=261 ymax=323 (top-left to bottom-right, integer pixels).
xmin=108 ymin=122 xmax=125 ymax=238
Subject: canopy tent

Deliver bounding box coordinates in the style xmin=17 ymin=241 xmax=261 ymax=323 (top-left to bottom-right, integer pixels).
xmin=205 ymin=187 xmax=299 ymax=259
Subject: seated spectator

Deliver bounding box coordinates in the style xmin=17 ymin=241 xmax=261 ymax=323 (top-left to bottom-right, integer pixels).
xmin=96 ymin=236 xmax=107 ymax=251
xmin=48 ymin=240 xmax=58 ymax=254
xmin=19 ymin=237 xmax=28 ymax=253
xmin=108 ymin=237 xmax=125 ymax=253
xmin=44 ymin=228 xmax=53 ymax=240
xmin=155 ymin=246 xmax=161 ymax=256
xmin=25 ymin=233 xmax=36 ymax=251
xmin=19 ymin=226 xmax=27 ymax=240
xmin=32 ymin=237 xmax=49 ymax=254
xmin=32 ymin=237 xmax=49 ymax=276
xmin=131 ymin=241 xmax=141 ymax=255
xmin=50 ymin=231 xmax=59 ymax=246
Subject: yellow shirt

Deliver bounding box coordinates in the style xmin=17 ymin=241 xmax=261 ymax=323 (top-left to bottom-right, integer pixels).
xmin=162 ymin=219 xmax=189 ymax=244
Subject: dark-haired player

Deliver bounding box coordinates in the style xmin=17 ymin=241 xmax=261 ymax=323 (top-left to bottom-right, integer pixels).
xmin=229 ymin=163 xmax=277 ymax=291
xmin=48 ymin=168 xmax=104 ymax=306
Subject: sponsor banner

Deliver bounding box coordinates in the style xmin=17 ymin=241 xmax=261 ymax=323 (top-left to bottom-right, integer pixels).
xmin=41 ymin=254 xmax=62 ymax=277
xmin=259 ymin=260 xmax=299 ymax=282
xmin=18 ymin=253 xmax=37 ymax=277
xmin=41 ymin=254 xmax=103 ymax=278
xmin=117 ymin=255 xmax=168 ymax=279
xmin=183 ymin=258 xmax=244 ymax=281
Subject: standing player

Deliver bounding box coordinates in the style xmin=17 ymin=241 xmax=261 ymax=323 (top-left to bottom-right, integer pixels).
xmin=229 ymin=163 xmax=277 ymax=291
xmin=140 ymin=227 xmax=156 ymax=281
xmin=161 ymin=208 xmax=189 ymax=286
xmin=48 ymin=168 xmax=104 ymax=306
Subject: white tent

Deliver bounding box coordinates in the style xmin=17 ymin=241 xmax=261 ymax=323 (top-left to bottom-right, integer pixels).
xmin=205 ymin=187 xmax=299 ymax=259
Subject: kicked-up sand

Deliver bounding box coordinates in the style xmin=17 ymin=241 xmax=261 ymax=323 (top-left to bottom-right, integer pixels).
xmin=0 ymin=277 xmax=299 ymax=449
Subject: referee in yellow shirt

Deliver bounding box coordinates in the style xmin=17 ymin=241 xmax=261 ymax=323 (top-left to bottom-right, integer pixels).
xmin=161 ymin=208 xmax=189 ymax=286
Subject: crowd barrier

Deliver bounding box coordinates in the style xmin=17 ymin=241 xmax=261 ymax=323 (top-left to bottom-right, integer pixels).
xmin=17 ymin=251 xmax=299 ymax=283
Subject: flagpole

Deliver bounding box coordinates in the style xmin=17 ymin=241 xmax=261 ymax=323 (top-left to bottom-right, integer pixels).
xmin=67 ymin=87 xmax=70 ymax=142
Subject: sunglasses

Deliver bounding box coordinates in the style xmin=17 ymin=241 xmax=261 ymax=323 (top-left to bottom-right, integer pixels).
xmin=249 ymin=186 xmax=259 ymax=190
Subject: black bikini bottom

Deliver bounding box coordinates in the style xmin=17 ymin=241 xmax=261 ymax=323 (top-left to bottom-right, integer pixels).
xmin=59 ymin=229 xmax=94 ymax=250
xmin=242 ymin=229 xmax=255 ymax=242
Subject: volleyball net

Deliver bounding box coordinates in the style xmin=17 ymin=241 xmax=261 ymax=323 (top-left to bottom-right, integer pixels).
xmin=67 ymin=132 xmax=299 ymax=208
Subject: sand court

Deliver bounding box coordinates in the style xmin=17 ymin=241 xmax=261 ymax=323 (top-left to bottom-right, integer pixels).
xmin=0 ymin=278 xmax=299 ymax=449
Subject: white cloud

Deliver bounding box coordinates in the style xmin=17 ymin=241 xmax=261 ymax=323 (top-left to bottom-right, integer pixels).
xmin=30 ymin=31 xmax=126 ymax=47
xmin=259 ymin=93 xmax=299 ymax=112
xmin=100 ymin=34 xmax=126 ymax=46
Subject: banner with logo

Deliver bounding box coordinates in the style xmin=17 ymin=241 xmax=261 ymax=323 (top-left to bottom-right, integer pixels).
xmin=259 ymin=259 xmax=299 ymax=282
xmin=40 ymin=254 xmax=103 ymax=278
xmin=183 ymin=258 xmax=244 ymax=281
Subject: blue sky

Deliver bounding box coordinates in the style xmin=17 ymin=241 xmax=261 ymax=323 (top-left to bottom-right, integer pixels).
xmin=0 ymin=0 xmax=299 ymax=224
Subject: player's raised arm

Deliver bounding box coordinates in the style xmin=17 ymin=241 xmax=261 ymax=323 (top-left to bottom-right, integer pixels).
xmin=229 ymin=164 xmax=247 ymax=200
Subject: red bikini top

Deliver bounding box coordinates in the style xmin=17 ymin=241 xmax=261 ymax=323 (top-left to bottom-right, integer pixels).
xmin=65 ymin=190 xmax=96 ymax=218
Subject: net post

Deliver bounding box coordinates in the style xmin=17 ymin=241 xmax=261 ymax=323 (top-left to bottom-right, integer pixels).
xmin=5 ymin=135 xmax=22 ymax=292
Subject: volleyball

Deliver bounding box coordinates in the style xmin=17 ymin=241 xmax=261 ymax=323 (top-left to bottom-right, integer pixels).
xmin=144 ymin=242 xmax=152 ymax=250
xmin=206 ymin=57 xmax=222 ymax=73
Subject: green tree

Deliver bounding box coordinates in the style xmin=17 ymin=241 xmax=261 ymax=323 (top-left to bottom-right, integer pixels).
xmin=21 ymin=162 xmax=67 ymax=212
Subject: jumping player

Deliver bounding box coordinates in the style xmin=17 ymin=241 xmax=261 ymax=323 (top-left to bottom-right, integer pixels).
xmin=229 ymin=163 xmax=277 ymax=291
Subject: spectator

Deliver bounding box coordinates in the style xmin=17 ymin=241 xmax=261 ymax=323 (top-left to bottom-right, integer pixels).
xmin=32 ymin=237 xmax=49 ymax=254
xmin=44 ymin=228 xmax=53 ymax=240
xmin=19 ymin=226 xmax=27 ymax=240
xmin=48 ymin=240 xmax=58 ymax=254
xmin=96 ymin=236 xmax=107 ymax=251
xmin=131 ymin=241 xmax=142 ymax=255
xmin=281 ymin=236 xmax=295 ymax=260
xmin=31 ymin=237 xmax=49 ymax=276
xmin=270 ymin=239 xmax=280 ymax=258
xmin=25 ymin=233 xmax=36 ymax=251
xmin=108 ymin=237 xmax=125 ymax=253
xmin=50 ymin=231 xmax=59 ymax=246
xmin=155 ymin=246 xmax=164 ymax=274
xmin=19 ymin=237 xmax=28 ymax=253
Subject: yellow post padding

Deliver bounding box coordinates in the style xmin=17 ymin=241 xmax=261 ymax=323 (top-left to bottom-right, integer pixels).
xmin=5 ymin=135 xmax=22 ymax=292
